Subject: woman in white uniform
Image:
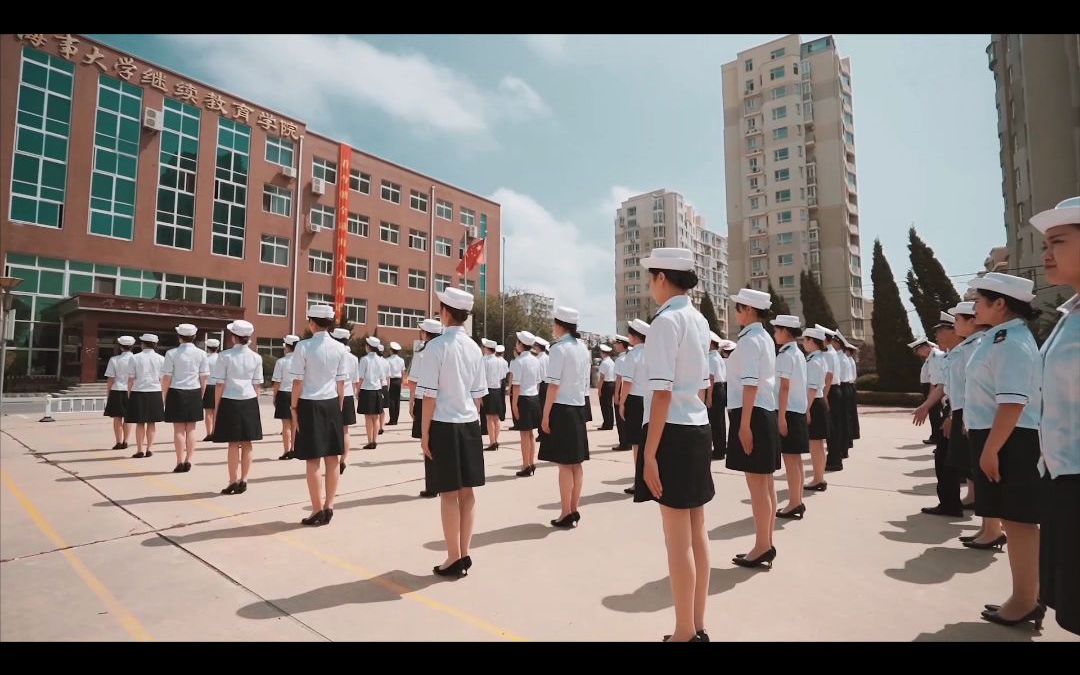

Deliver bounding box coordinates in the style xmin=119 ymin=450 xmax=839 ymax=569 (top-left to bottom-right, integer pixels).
xmin=481 ymin=338 xmax=505 ymax=451
xmin=103 ymin=335 xmax=135 ymax=450
xmin=409 ymin=318 xmax=444 ymax=498
xmin=771 ymin=315 xmax=809 ymax=519
xmin=539 ymin=306 xmax=592 ymax=528
xmin=201 ymin=338 xmax=221 ymax=441
xmin=162 ymin=323 xmax=209 ymax=473
xmin=212 ymin=320 xmax=263 ymax=495
xmin=509 ymin=330 xmax=543 ymax=477
xmin=386 ymin=342 xmax=406 ymax=426
xmin=705 ymin=333 xmax=727 ymax=461
xmin=618 ymin=320 xmax=649 ymax=495
xmin=357 ymin=337 xmax=384 ymax=450
xmin=126 ymin=334 xmax=165 ymax=458
xmin=271 ymin=335 xmax=300 ymax=460
xmin=332 ymin=328 xmax=360 ymax=474
xmin=597 ymin=344 xmax=616 ymax=431
xmin=964 ymin=273 xmax=1044 ymax=629
xmin=726 ymin=289 xmax=780 ymax=568
xmin=802 ymin=328 xmax=830 ymax=492
xmin=633 ymin=248 xmax=714 ymax=643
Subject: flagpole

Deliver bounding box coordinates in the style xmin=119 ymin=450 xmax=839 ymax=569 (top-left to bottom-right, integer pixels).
xmin=501 ymin=235 xmax=506 ymax=348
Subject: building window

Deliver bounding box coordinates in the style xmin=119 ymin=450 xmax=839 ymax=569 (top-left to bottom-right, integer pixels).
xmin=744 ymin=58 xmax=753 ymax=72
xmin=262 ymin=183 xmax=291 ymax=217
xmin=750 ymin=196 xmax=761 ymax=211
xmin=162 ymin=273 xmax=242 ymax=307
xmin=260 ymin=235 xmax=289 ymax=266
xmin=774 ymin=168 xmax=790 ymax=182
xmin=624 ymin=257 xmax=639 ymax=268
xmin=435 ymin=236 xmax=452 ymax=257
xmin=380 ymin=221 xmax=400 ymax=245
xmin=846 ymin=171 xmax=857 ymax=189
xmin=777 ymin=210 xmax=793 ymax=224
xmin=771 ymin=105 xmax=787 ymax=120
xmin=770 ymin=48 xmax=786 ymax=59
xmin=749 ymin=176 xmax=760 ymax=190
xmin=460 ymin=207 xmax=476 ymax=228
xmin=771 ymin=85 xmax=788 ymax=100
xmin=377 ymin=305 xmax=425 ymax=329
xmin=89 ymin=75 xmax=141 ymax=240
xmin=255 ymin=338 xmax=285 ymax=361
xmin=265 ymin=137 xmax=294 ymax=168
xmin=777 ymin=232 xmax=793 ymax=245
xmin=653 ymin=210 xmax=665 ymax=224
xmin=808 ymin=228 xmax=819 ymax=242
xmin=774 ymin=147 xmax=789 ymax=162
xmin=409 ymin=229 xmax=427 ymax=251
xmin=773 ymin=127 xmax=789 ymax=141
xmin=258 ymin=286 xmax=288 ymax=316
xmin=211 ymin=118 xmax=251 ymax=259
xmin=810 ymin=250 xmax=820 ymax=266
xmin=626 ymin=284 xmax=639 ymax=294
xmin=380 ymin=180 xmax=400 ymax=204
xmin=770 ymin=66 xmax=785 ymax=81
xmin=777 ymin=254 xmax=794 ymax=266
xmin=410 ymin=189 xmax=428 ymax=212
xmin=347 ymin=212 xmax=368 ymax=237
xmin=627 ymin=206 xmax=637 ymax=216
xmin=408 ymin=269 xmax=427 ymax=290
xmin=749 ymin=157 xmax=759 ymax=173
xmin=436 ymin=199 xmax=453 ymax=220
xmin=745 ymin=79 xmax=755 ymax=93
xmin=378 ymin=263 xmax=399 ymax=286
xmin=309 ymin=204 xmax=335 ymax=231
xmin=844 ymin=131 xmax=855 ymax=146
xmin=346 ymin=256 xmax=367 ymax=281
xmin=308 ymin=250 xmax=333 ymax=276
xmin=308 ymin=292 xmax=334 ymax=307
xmin=10 ymin=48 xmax=74 ymax=230
xmin=312 ymin=157 xmax=337 ymax=184
xmin=775 ymin=190 xmax=791 ymax=203
xmin=349 ymin=169 xmax=370 ymax=195
xmin=435 ymin=274 xmax=452 ymax=292
xmin=344 ymin=297 xmax=367 ymax=325
xmin=779 ymin=275 xmax=795 ymax=289
xmin=154 ymin=98 xmax=200 ymax=250
xmin=746 ymin=137 xmax=759 ymax=151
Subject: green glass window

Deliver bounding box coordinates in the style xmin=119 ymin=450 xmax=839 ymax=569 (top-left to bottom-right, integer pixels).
xmin=155 ymin=99 xmax=201 ymax=249
xmin=211 ymin=118 xmax=251 ymax=259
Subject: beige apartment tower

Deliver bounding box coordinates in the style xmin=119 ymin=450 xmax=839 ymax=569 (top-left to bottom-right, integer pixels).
xmin=722 ymin=35 xmax=865 ymax=339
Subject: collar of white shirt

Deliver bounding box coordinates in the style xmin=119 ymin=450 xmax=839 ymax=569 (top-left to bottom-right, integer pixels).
xmin=738 ymin=322 xmax=764 ymax=338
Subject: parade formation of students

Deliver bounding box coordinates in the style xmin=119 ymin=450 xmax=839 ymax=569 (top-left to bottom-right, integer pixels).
xmin=96 ymin=197 xmax=1079 ymax=639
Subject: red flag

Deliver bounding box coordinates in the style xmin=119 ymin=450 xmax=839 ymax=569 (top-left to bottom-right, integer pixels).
xmin=456 ymin=238 xmax=486 ymax=276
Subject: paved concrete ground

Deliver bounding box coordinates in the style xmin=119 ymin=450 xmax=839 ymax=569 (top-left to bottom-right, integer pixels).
xmin=1 ymin=398 xmax=1075 ymax=642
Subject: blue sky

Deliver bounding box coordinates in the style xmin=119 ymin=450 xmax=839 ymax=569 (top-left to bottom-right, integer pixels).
xmin=92 ymin=34 xmax=1003 ymax=336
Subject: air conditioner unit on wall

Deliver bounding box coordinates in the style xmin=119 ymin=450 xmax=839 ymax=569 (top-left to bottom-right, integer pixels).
xmin=281 ymin=165 xmax=296 ymax=178
xmin=143 ymin=108 xmax=164 ymax=131
xmin=306 ymin=215 xmax=322 ymax=234
xmin=311 ymin=178 xmax=326 ymax=195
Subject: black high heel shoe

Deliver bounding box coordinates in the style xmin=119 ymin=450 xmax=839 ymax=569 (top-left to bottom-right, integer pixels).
xmin=804 ymin=481 xmax=827 ymax=492
xmin=776 ymin=504 xmax=806 ymax=519
xmin=235 ymin=480 xmax=248 ymax=494
xmin=301 ymin=509 xmax=325 ymax=526
xmin=664 ymin=630 xmax=709 ymax=642
xmin=572 ymin=511 xmax=581 ymax=524
xmin=339 ymin=460 xmax=347 ymax=475
xmin=550 ymin=513 xmax=577 ymax=528
xmin=221 ymin=482 xmax=239 ymax=495
xmin=433 ymin=558 xmax=468 ymax=577
xmin=980 ymin=604 xmax=1046 ymax=629
xmin=963 ymin=534 xmax=1007 ymax=551
xmin=462 ymin=555 xmax=473 ymax=571
xmin=732 ymin=546 xmax=777 ymax=568
xmin=322 ymin=508 xmax=333 ymax=525
xmin=515 ymin=466 xmax=535 ymax=477
xmin=173 ymin=463 xmax=185 ymax=473
xmin=959 ymin=533 xmax=980 ymax=543
xmin=182 ymin=461 xmax=192 ymax=472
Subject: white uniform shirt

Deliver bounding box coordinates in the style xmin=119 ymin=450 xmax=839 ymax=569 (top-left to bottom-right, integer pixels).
xmin=129 ymin=349 xmax=165 ymax=393
xmin=544 ymin=334 xmax=590 ymax=406
xmin=824 ymin=346 xmax=841 ymax=387
xmin=1039 ymin=295 xmax=1080 ymax=478
xmin=963 ymin=317 xmax=1041 ymax=431
xmin=408 ymin=349 xmax=428 ymax=399
xmin=806 ymin=351 xmax=827 ymax=399
xmin=847 ymin=354 xmax=858 ymax=382
xmin=708 ymin=350 xmax=726 ymax=385
xmin=623 ymin=347 xmax=648 ymax=397
xmin=212 ymin=344 xmax=263 ymax=400
xmin=775 ymin=341 xmax=808 ymax=414
xmin=614 ymin=350 xmax=632 ymax=379
xmin=841 ymin=353 xmax=857 ymax=384
xmin=290 ymin=332 xmax=349 ymax=401
xmin=344 ymin=352 xmax=361 ymax=392
xmin=509 ymin=351 xmax=542 ymax=397
xmin=483 ymin=354 xmax=504 ymax=389
xmin=727 ymin=322 xmax=777 ymax=411
xmin=357 ymin=353 xmax=385 ymax=391
xmin=920 ymin=348 xmax=945 ymax=384
xmin=536 ymin=352 xmax=549 ymax=382
xmin=928 ymin=348 xmax=947 ymax=387
xmin=641 ymin=294 xmax=710 ymax=426
xmin=205 ymin=352 xmax=220 ymax=386
xmin=599 ymin=357 xmax=616 ymax=383
xmin=387 ymin=354 xmax=406 ymax=379
xmin=105 ymin=352 xmax=134 ymax=392
xmin=161 ymin=343 xmax=209 ymax=390
xmin=415 ymin=325 xmax=486 ymax=423
xmin=945 ymin=331 xmax=984 ymax=411
xmin=271 ymin=353 xmax=295 ymax=393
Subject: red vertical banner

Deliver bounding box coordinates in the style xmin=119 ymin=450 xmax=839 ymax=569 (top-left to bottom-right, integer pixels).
xmin=334 ymin=144 xmax=351 ymax=323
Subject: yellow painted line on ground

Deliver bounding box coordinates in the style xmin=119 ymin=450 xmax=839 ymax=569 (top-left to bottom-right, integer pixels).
xmin=1 ymin=468 xmax=153 ymax=642
xmin=143 ymin=475 xmax=526 ymax=642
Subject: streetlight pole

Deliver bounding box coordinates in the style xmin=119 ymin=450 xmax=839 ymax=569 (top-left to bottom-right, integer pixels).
xmin=0 ymin=276 xmax=26 ymax=415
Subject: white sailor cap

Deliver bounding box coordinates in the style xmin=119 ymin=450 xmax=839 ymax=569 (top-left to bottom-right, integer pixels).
xmin=804 ymin=328 xmax=827 ymax=341
xmin=720 ymin=339 xmax=737 ymax=351
xmin=1030 ymin=196 xmax=1080 ymax=234
xmin=770 ymin=315 xmax=801 ymax=329
xmin=516 ymin=330 xmax=536 ymax=346
xmin=436 ymin=287 xmax=474 ymax=312
xmin=283 ymin=335 xmax=300 ymax=346
xmin=307 ymin=304 xmax=335 ymax=319
xmin=389 ymin=342 xmax=402 ymax=351
xmin=908 ymin=337 xmax=930 ymax=350
xmin=204 ymin=338 xmax=220 ymax=349
xmin=731 ymin=288 xmax=772 ymax=310
xmin=628 ymin=318 xmax=650 ymax=336
xmin=365 ymin=336 xmax=381 ymax=348
xmin=599 ymin=344 xmax=613 ymax=353
xmin=533 ymin=337 xmax=550 ymax=349
xmin=553 ymin=306 xmax=580 ymax=324
xmin=949 ymin=301 xmax=975 ymax=317
xmin=420 ymin=319 xmax=443 ymax=335
xmin=226 ymin=320 xmax=254 ymax=337
xmin=331 ymin=328 xmax=351 ymax=340
xmin=968 ymin=272 xmax=1036 ymax=303
xmin=175 ymin=323 xmax=197 ymax=337
xmin=117 ymin=335 xmax=136 ymax=346
xmin=140 ymin=333 xmax=159 ymax=343
xmin=495 ymin=345 xmax=505 ymax=354
xmin=614 ymin=334 xmax=630 ymax=345
xmin=481 ymin=338 xmax=497 ymax=349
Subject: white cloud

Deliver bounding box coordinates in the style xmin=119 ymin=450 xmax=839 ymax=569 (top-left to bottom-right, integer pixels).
xmin=523 ymin=35 xmax=569 ymax=62
xmin=161 ymin=35 xmax=549 ymax=139
xmin=599 ymin=185 xmax=642 ymax=216
xmin=494 ymin=188 xmax=615 ymax=334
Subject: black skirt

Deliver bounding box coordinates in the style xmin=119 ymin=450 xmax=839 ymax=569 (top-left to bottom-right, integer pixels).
xmin=212 ymin=397 xmax=263 ymax=443
xmin=725 ymin=407 xmax=781 ymax=474
xmin=340 ymin=395 xmax=357 ymax=426
xmin=538 ymin=403 xmax=590 ymax=465
xmin=201 ymin=385 xmax=216 ymax=410
xmin=946 ymin=409 xmax=972 ymax=479
xmin=483 ymin=388 xmax=506 ymax=418
xmin=293 ymin=398 xmax=344 ymax=459
xmin=425 ymin=420 xmax=486 ymax=492
xmin=357 ymin=389 xmax=382 ymax=415
xmin=273 ymin=390 xmax=292 ymax=420
xmin=411 ymin=396 xmax=424 ymax=439
xmin=381 ymin=386 xmax=391 ymax=409
xmin=708 ymin=383 xmax=727 ymax=456
xmin=779 ymin=411 xmax=809 ymax=455
xmin=514 ymin=394 xmax=541 ymax=431
xmin=624 ymin=394 xmax=645 ymax=446
xmin=103 ymin=390 xmax=128 ymax=418
xmin=583 ymin=397 xmax=592 ymax=423
xmin=847 ymin=383 xmax=861 ymax=440
xmin=634 ymin=423 xmax=715 ymax=509
xmin=125 ymin=391 xmax=165 ymax=424
xmin=807 ymin=398 xmax=830 ymax=440
xmin=1040 ymin=474 xmax=1080 ymax=635
xmin=164 ymin=388 xmax=204 ymax=423
xmin=970 ymin=427 xmax=1041 ymax=523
